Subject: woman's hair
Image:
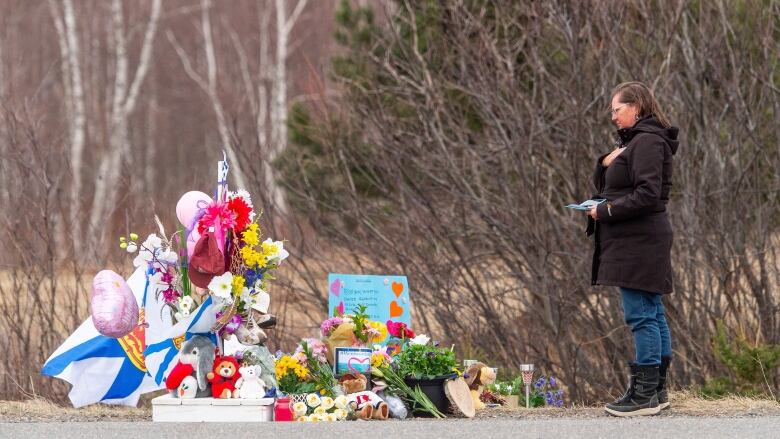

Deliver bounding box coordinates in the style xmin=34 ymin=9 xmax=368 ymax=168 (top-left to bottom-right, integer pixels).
xmin=612 ymin=81 xmax=672 ymax=128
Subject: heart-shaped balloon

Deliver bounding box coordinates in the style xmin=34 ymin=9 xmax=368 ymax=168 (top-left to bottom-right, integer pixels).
xmin=90 ymin=270 xmax=138 ymax=338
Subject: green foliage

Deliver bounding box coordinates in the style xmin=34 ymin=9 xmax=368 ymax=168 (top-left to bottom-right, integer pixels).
xmin=702 ymin=320 xmax=780 ymax=397
xmin=396 ymin=343 xmax=457 ymax=379
xmin=278 ymin=371 xmax=318 ymax=395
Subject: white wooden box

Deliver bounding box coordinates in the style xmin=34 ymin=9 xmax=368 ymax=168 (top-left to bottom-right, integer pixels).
xmin=152 ymin=393 xmax=275 ymax=422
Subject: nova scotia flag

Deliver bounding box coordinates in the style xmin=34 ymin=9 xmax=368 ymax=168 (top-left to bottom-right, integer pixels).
xmin=41 ymin=267 xmax=162 ymax=407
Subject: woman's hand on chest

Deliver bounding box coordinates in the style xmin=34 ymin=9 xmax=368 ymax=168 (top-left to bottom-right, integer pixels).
xmin=601 ymin=147 xmax=626 ymax=167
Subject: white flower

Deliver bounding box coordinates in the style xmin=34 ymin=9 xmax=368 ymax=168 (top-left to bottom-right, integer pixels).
xmin=324 ymin=413 xmax=337 ymax=422
xmin=179 ymin=296 xmax=195 ymax=312
xmin=143 ymin=233 xmax=163 ymax=250
xmin=306 ymin=393 xmax=321 ymax=408
xmin=320 ymin=396 xmax=335 ymax=411
xmin=263 ymin=238 xmax=289 ymax=263
xmin=334 ymin=408 xmax=348 ymax=420
xmin=410 ymin=334 xmax=431 ymax=346
xmin=240 ymin=287 xmax=254 ymax=308
xmin=208 ymin=272 xmax=234 ymax=301
xmin=296 ymin=416 xmax=307 ymax=422
xmin=292 ymin=402 xmax=307 ymax=416
xmin=308 ymin=414 xmax=321 ymax=422
xmin=334 ymin=395 xmax=348 ymax=410
xmin=158 ymin=249 xmax=179 ymax=264
xmin=314 ymin=406 xmax=326 ymax=415
xmin=126 ymin=243 xmax=138 ymax=253
xmin=132 ymin=248 xmax=154 ymax=268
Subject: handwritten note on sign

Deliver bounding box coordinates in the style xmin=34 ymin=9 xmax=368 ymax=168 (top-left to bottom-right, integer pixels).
xmin=327 ymin=274 xmax=412 ymax=328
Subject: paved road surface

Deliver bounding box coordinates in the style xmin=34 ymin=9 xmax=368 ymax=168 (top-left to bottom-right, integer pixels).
xmin=2 ymin=417 xmax=779 ymax=439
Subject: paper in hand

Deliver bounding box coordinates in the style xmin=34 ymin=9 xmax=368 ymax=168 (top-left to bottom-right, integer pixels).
xmin=565 ymin=198 xmax=606 ymax=211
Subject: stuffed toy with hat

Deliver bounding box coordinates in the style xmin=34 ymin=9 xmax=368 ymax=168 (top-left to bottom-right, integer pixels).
xmin=464 ymin=362 xmax=496 ymax=411
xmin=339 ymin=372 xmax=389 ymax=420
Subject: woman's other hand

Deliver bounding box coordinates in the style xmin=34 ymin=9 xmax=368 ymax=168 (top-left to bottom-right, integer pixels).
xmin=602 ymin=147 xmax=625 ymax=167
xmin=588 ymin=205 xmax=598 ymax=220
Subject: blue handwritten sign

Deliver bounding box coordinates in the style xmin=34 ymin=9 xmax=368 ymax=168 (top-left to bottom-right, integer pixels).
xmin=327 ymin=274 xmax=412 ymax=327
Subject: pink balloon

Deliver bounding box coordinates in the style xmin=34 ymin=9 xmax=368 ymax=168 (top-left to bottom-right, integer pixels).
xmin=186 ymin=227 xmax=201 ymax=259
xmin=90 ymin=270 xmax=138 ymax=338
xmin=176 ymin=191 xmax=213 ymax=228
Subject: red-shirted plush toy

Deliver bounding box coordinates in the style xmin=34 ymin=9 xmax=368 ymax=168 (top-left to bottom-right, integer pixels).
xmin=165 ymin=361 xmax=195 ymax=393
xmin=207 ymin=355 xmax=242 ymax=399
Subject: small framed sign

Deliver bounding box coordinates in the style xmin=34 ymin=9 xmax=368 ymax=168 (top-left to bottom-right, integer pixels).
xmin=333 ymin=347 xmax=373 ymax=376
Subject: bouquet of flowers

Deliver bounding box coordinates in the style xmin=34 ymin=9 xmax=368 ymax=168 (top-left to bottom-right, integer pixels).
xmin=119 ymin=157 xmax=289 ymax=345
xmin=275 ymin=353 xmax=317 ymax=395
xmin=292 ymin=393 xmax=350 ymax=422
xmin=322 ymin=305 xmax=388 ymax=363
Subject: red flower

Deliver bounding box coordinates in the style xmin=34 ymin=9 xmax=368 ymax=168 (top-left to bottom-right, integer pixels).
xmin=386 ymin=320 xmax=414 ymax=339
xmin=227 ymin=196 xmax=253 ymax=232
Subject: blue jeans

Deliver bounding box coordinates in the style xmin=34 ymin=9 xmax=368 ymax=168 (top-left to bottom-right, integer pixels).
xmin=620 ymin=287 xmax=672 ymax=365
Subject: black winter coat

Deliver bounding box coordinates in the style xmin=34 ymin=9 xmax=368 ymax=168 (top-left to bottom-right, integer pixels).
xmin=589 ymin=116 xmax=679 ymax=294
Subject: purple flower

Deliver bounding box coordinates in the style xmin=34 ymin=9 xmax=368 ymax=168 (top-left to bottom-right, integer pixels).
xmin=320 ymin=317 xmax=344 ymax=337
xmin=162 ymin=287 xmax=180 ymax=303
xmin=549 ymin=377 xmax=557 ymax=387
xmin=556 ymin=390 xmax=564 ymax=397
xmin=534 ymin=377 xmax=546 ymax=389
xmin=556 ymin=399 xmax=564 ymax=408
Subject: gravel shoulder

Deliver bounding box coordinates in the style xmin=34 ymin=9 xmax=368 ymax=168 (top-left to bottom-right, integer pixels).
xmin=1 ymin=391 xmax=778 ymax=423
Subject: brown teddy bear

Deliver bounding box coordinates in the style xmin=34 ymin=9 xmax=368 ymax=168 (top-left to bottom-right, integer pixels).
xmin=465 ymin=362 xmax=496 ymax=410
xmin=207 ymin=355 xmax=242 ymax=398
xmin=339 ymin=372 xmax=389 ymax=420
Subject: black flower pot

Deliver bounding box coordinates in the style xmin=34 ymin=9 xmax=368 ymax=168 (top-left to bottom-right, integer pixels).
xmin=403 ymin=373 xmax=458 ymax=417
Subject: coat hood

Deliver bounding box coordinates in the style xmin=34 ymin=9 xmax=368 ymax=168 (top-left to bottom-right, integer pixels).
xmin=616 ymin=116 xmax=679 ymax=155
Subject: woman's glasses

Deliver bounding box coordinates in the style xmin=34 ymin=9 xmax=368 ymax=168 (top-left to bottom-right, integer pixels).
xmin=610 ymin=104 xmax=628 ymax=115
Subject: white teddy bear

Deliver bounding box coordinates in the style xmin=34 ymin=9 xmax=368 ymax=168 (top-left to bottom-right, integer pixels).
xmin=235 ymin=364 xmax=267 ymax=399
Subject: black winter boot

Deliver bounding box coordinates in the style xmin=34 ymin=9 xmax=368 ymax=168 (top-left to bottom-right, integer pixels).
xmin=657 ymin=356 xmax=671 ymax=410
xmin=610 ymin=362 xmax=638 ymax=405
xmin=605 ymin=364 xmax=660 ymax=417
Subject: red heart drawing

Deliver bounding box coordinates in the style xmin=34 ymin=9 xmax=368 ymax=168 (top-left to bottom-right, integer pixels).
xmin=391 ymin=281 xmax=404 ymax=298
xmin=347 ymin=356 xmax=370 ymax=373
xmin=390 ymin=300 xmax=404 ymax=318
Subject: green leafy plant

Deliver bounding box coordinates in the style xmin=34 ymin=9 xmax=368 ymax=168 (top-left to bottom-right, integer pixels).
xmin=373 ymin=366 xmax=445 ymax=418
xmin=702 ymin=320 xmax=780 ymax=397
xmin=395 ymin=343 xmax=457 ymax=379
xmin=488 ymin=377 xmax=524 ymax=396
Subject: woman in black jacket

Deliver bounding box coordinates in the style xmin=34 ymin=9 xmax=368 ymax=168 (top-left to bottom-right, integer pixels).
xmin=588 ymin=82 xmax=679 ymax=417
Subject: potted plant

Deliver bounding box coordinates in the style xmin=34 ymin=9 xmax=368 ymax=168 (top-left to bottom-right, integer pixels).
xmin=488 ymin=377 xmax=523 ymax=408
xmin=392 ymin=334 xmax=458 ymax=416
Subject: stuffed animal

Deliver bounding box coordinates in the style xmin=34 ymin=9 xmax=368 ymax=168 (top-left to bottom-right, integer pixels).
xmin=166 ymin=336 xmax=216 ymax=398
xmin=207 ymin=355 xmax=242 ymax=398
xmin=339 ymin=372 xmax=389 ymax=420
xmin=176 ymin=375 xmax=198 ymax=398
xmin=165 ymin=362 xmax=196 ymax=398
xmin=465 ymin=362 xmax=497 ymax=410
xmin=235 ymin=364 xmax=267 ymax=399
